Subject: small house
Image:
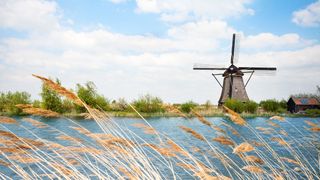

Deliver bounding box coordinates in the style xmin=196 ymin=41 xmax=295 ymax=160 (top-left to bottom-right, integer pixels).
xmin=287 ymin=97 xmax=320 ymax=113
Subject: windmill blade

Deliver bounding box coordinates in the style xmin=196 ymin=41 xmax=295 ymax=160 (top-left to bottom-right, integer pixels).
xmin=230 ymin=34 xmax=236 ymax=65
xmin=193 ymin=64 xmax=227 ymax=70
xmin=240 ymin=67 xmax=277 ymax=76
xmin=239 ymin=67 xmax=277 ymax=71
xmin=233 ymin=33 xmax=241 ymax=64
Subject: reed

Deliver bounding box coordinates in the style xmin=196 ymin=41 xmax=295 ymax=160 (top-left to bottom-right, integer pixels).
xmin=0 ymin=74 xmax=318 ymax=179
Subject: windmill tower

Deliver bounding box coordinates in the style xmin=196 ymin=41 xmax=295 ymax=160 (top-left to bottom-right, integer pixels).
xmin=194 ymin=34 xmax=277 ymax=105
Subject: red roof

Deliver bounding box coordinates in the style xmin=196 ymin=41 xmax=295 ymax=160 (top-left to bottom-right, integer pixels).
xmin=292 ymin=97 xmax=319 ymax=105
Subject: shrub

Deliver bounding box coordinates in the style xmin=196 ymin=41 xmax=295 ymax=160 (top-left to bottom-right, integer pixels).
xmin=305 ymin=109 xmax=320 ymax=116
xmin=244 ymin=100 xmax=258 ymax=113
xmin=132 ymin=94 xmax=164 ymax=113
xmin=180 ymin=101 xmax=197 ymax=113
xmin=76 ymin=82 xmax=110 ymax=112
xmin=224 ymin=99 xmax=244 ymax=113
xmin=260 ymin=99 xmax=280 ymax=112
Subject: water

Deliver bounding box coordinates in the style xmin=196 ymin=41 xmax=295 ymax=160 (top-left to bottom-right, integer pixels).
xmin=1 ymin=116 xmax=319 ymax=179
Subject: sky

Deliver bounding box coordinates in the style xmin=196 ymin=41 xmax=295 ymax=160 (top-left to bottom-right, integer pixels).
xmin=0 ymin=0 xmax=320 ymax=104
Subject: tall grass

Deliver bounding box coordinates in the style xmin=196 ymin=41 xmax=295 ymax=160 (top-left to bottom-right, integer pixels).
xmin=0 ymin=74 xmax=318 ymax=179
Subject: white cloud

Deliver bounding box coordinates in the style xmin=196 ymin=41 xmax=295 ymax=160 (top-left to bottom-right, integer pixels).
xmin=135 ymin=0 xmax=254 ymax=22
xmin=292 ymin=0 xmax=320 ymax=27
xmin=0 ymin=0 xmax=319 ymax=104
xmin=0 ymin=0 xmax=60 ymax=32
xmin=241 ymin=33 xmax=314 ymax=51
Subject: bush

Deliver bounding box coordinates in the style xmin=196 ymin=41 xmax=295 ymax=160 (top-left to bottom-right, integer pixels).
xmin=260 ymin=99 xmax=280 ymax=112
xmin=132 ymin=94 xmax=164 ymax=113
xmin=224 ymin=99 xmax=258 ymax=114
xmin=180 ymin=101 xmax=197 ymax=113
xmin=244 ymin=100 xmax=258 ymax=113
xmin=76 ymin=82 xmax=110 ymax=112
xmin=224 ymin=99 xmax=245 ymax=113
xmin=0 ymin=91 xmax=31 ymax=115
xmin=305 ymin=109 xmax=320 ymax=116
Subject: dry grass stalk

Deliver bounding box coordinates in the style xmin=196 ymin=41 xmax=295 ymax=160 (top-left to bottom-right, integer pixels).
xmin=0 ymin=147 xmax=26 ymax=154
xmin=272 ymin=174 xmax=284 ymax=180
xmin=132 ymin=123 xmax=157 ymax=135
xmin=212 ymin=136 xmax=234 ymax=146
xmin=279 ymin=130 xmax=288 ymax=136
xmin=0 ymin=159 xmax=10 ymax=166
xmin=249 ymin=141 xmax=264 ymax=147
xmin=212 ymin=126 xmax=226 ymax=134
xmin=62 ymin=147 xmax=103 ymax=155
xmin=23 ymin=118 xmax=48 ymax=128
xmin=271 ymin=137 xmax=289 ymax=146
xmin=0 ymin=130 xmax=19 ymax=139
xmin=167 ymin=139 xmax=188 ymax=156
xmin=57 ymin=135 xmax=82 ymax=143
xmin=233 ymin=142 xmax=254 ymax=154
xmin=51 ymin=162 xmax=74 ymax=176
xmin=0 ymin=116 xmax=18 ymax=124
xmin=143 ymin=143 xmax=176 ymax=157
xmin=176 ymin=162 xmax=196 ymax=171
xmin=310 ymin=127 xmax=320 ymax=132
xmin=99 ymin=137 xmax=135 ymax=148
xmin=270 ymin=116 xmax=285 ymax=121
xmin=179 ymin=126 xmax=205 ymax=141
xmin=7 ymin=155 xmax=41 ymax=164
xmin=15 ymin=104 xmax=33 ymax=109
xmin=222 ymin=106 xmax=246 ymax=126
xmin=32 ymin=74 xmax=83 ymax=106
xmin=163 ymin=104 xmax=188 ymax=118
xmin=280 ymin=157 xmax=301 ymax=166
xmin=267 ymin=121 xmax=280 ymax=128
xmin=118 ymin=167 xmax=137 ymax=180
xmin=22 ymin=107 xmax=60 ymax=118
xmin=70 ymin=126 xmax=91 ymax=135
xmin=242 ymin=165 xmax=264 ymax=174
xmin=304 ymin=120 xmax=318 ymax=127
xmin=243 ymin=155 xmax=264 ymax=165
xmin=191 ymin=110 xmax=212 ymax=127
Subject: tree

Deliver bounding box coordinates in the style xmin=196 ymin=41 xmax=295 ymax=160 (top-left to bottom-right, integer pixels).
xmin=0 ymin=91 xmax=31 ymax=115
xmin=180 ymin=101 xmax=197 ymax=113
xmin=76 ymin=82 xmax=110 ymax=112
xmin=41 ymin=79 xmax=64 ymax=113
xmin=132 ymin=94 xmax=164 ymax=113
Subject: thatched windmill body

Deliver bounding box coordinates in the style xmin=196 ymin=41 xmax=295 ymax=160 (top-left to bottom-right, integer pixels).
xmin=194 ymin=34 xmax=277 ymax=105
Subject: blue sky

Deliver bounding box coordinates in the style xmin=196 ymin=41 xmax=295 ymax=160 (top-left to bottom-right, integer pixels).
xmin=0 ymin=0 xmax=320 ymax=104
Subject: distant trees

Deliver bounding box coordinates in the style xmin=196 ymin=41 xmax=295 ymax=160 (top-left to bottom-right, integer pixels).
xmin=0 ymin=91 xmax=31 ymax=115
xmin=132 ymin=94 xmax=164 ymax=113
xmin=259 ymin=99 xmax=287 ymax=113
xmin=224 ymin=99 xmax=258 ymax=114
xmin=180 ymin=101 xmax=197 ymax=113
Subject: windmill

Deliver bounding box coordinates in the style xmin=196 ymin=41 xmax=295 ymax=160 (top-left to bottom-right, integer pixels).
xmin=193 ymin=33 xmax=277 ymax=105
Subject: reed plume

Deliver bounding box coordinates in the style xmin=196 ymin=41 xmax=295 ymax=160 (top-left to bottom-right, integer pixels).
xmin=233 ymin=142 xmax=254 ymax=154
xmin=179 ymin=126 xmax=205 ymax=141
xmin=222 ymin=106 xmax=246 ymax=126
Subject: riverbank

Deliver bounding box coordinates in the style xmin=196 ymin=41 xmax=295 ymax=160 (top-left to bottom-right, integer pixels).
xmin=2 ymin=111 xmax=317 ymax=119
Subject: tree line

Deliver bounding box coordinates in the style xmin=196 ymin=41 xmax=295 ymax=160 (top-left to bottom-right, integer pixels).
xmin=1 ymin=79 xmax=319 ymax=116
